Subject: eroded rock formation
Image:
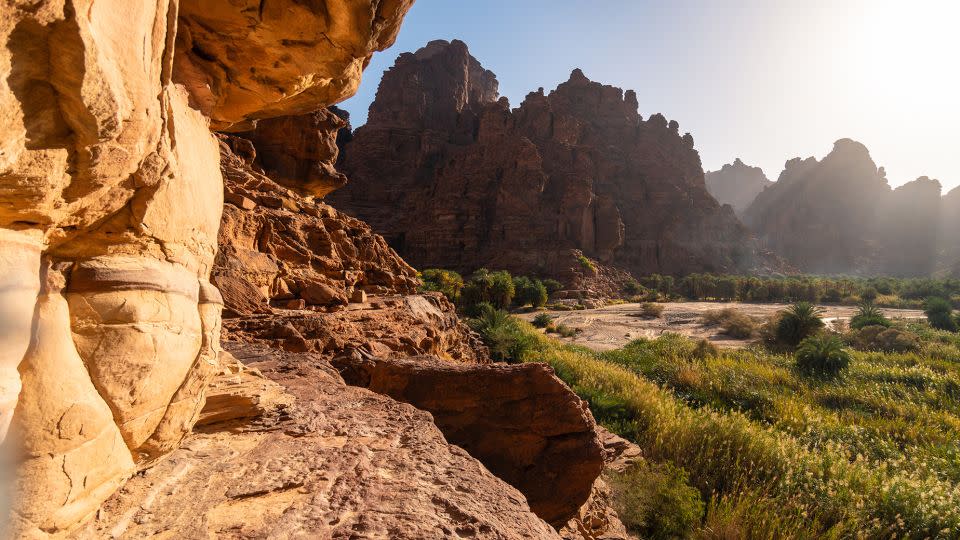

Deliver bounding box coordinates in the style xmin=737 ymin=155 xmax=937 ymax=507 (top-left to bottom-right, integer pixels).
xmin=705 ymin=158 xmax=772 ymax=217
xmin=328 ymin=39 xmax=772 ymax=280
xmin=215 ymin=136 xmax=418 ymax=317
xmin=0 ymin=1 xmax=411 ymax=535
xmin=332 ymin=354 xmax=605 ymax=527
xmin=81 ymin=343 xmax=561 ymax=539
xmin=744 ymin=139 xmax=943 ymax=276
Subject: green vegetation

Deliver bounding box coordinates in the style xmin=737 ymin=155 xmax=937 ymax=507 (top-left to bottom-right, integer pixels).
xmin=774 ymin=301 xmax=825 ymax=346
xmin=470 ymin=314 xmax=960 ymax=537
xmin=925 ymin=296 xmax=959 ymax=332
xmin=419 ymin=268 xmax=464 ymax=302
xmin=700 ymin=308 xmax=757 ymax=339
xmin=639 ymin=273 xmax=960 ymax=308
xmin=609 ymin=461 xmax=704 ymax=539
xmin=795 ymin=334 xmax=851 ymax=377
xmin=532 ymin=313 xmax=553 ymax=328
xmin=423 ymin=268 xmax=552 ymax=312
xmin=850 ymin=302 xmax=892 ymax=329
xmin=513 ymin=275 xmax=548 ymax=308
xmin=577 ymin=254 xmax=596 ymax=273
xmin=465 ymin=304 xmax=534 ymax=363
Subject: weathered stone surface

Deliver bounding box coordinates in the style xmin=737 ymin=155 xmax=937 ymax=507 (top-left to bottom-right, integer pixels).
xmin=332 ymin=354 xmax=605 ymax=527
xmin=174 ymin=0 xmax=414 ymax=130
xmin=225 ymin=293 xmax=488 ymax=364
xmin=80 ymin=343 xmax=560 ymax=539
xmin=705 ymin=158 xmax=772 ymax=217
xmin=745 ymin=139 xmax=943 ymax=276
xmin=0 ymin=0 xmax=414 ymax=534
xmin=939 ymin=186 xmax=960 ymax=276
xmin=215 ymin=137 xmax=419 ymax=316
xmin=329 ymin=40 xmax=776 ymax=281
xmin=239 ymin=107 xmax=351 ymax=197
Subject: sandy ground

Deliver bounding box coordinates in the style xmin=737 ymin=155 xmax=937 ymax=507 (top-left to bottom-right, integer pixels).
xmin=516 ymin=302 xmax=926 ymax=351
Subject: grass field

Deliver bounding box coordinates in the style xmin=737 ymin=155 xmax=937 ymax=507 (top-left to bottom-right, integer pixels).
xmin=507 ymin=319 xmax=960 ymax=538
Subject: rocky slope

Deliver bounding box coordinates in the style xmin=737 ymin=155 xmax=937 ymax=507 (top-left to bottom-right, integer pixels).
xmin=938 ymin=186 xmax=960 ymax=277
xmin=328 ymin=39 xmax=774 ymax=281
xmin=705 ymin=158 xmax=772 ymax=216
xmin=2 ymin=3 xmax=628 ymax=538
xmin=744 ymin=139 xmax=943 ymax=276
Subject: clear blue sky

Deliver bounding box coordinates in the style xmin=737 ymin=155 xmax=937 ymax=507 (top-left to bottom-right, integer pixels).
xmin=339 ymin=0 xmax=959 ymax=191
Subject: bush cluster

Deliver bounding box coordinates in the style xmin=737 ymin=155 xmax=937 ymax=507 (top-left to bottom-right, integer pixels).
xmin=924 ymin=296 xmax=958 ymax=332
xmin=639 ymin=273 xmax=960 ymax=307
xmin=639 ymin=302 xmax=665 ymax=318
xmin=700 ymin=308 xmax=757 ymax=339
xmin=421 ymin=268 xmax=553 ymax=313
xmin=609 ymin=461 xmax=705 ymax=539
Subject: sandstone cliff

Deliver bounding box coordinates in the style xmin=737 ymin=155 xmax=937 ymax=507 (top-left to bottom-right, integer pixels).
xmin=328 ymin=39 xmax=771 ymax=281
xmin=744 ymin=139 xmax=943 ymax=276
xmin=0 ymin=0 xmax=412 ymax=535
xmin=705 ymin=158 xmax=772 ymax=217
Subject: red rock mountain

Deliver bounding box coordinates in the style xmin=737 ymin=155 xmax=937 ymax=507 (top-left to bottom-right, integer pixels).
xmin=744 ymin=139 xmax=943 ymax=276
xmin=328 ymin=39 xmax=772 ymax=280
xmin=705 ymin=158 xmax=772 ymax=216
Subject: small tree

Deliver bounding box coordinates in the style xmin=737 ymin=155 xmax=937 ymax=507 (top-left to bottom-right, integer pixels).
xmin=795 ymin=334 xmax=851 ymax=377
xmin=542 ymin=279 xmax=563 ymax=295
xmin=775 ymin=302 xmax=825 ymax=346
xmin=514 ymin=276 xmax=548 ymax=307
xmin=861 ymin=287 xmax=879 ymax=304
xmin=419 ymin=269 xmax=464 ymax=302
xmin=924 ymin=297 xmax=958 ymax=332
xmin=489 ymin=270 xmax=515 ymax=309
xmin=849 ymin=302 xmax=891 ymax=330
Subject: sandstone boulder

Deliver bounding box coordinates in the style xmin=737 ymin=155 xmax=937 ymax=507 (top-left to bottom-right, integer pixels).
xmin=82 ymin=343 xmax=560 ymax=539
xmin=332 ymin=354 xmax=605 ymax=527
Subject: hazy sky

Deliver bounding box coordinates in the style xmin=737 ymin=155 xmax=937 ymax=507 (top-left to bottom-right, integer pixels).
xmin=339 ymin=0 xmax=959 ymax=191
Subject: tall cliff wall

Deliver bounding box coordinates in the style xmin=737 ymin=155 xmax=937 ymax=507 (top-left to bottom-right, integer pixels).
xmin=0 ymin=1 xmax=412 ymax=535
xmin=328 ymin=39 xmax=772 ymax=280
xmin=744 ymin=139 xmax=943 ymax=276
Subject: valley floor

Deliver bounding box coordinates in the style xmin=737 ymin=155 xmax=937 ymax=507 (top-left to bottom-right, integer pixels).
xmin=519 ymin=301 xmax=925 ymax=351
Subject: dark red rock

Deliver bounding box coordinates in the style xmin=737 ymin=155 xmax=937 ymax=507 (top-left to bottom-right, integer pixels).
xmin=331 ymin=353 xmax=605 ymax=527
xmin=214 ymin=136 xmax=419 ymax=316
xmin=328 ymin=40 xmax=773 ymax=280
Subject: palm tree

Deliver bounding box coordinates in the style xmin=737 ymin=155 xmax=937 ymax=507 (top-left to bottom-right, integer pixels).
xmin=776 ymin=301 xmax=825 ymax=346
xmin=795 ymin=334 xmax=851 ymax=377
xmin=850 ymin=302 xmax=890 ymax=330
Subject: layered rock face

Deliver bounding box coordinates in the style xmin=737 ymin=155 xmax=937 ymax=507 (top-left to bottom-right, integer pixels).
xmin=328 ymin=39 xmax=768 ymax=280
xmin=0 ymin=1 xmax=411 ymax=535
xmin=705 ymin=158 xmax=772 ymax=216
xmin=82 ymin=343 xmax=562 ymax=539
xmin=333 ymin=354 xmax=605 ymax=527
xmin=744 ymin=139 xmax=942 ymax=276
xmin=215 ymin=136 xmax=418 ymax=317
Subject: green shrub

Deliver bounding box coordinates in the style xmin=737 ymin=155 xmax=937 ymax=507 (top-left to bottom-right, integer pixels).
xmin=640 ymin=302 xmax=665 ymax=318
xmin=775 ymin=302 xmax=825 ymax=346
xmin=849 ymin=303 xmax=891 ymax=330
xmin=609 ymin=461 xmax=705 ymax=539
xmin=542 ymin=279 xmax=563 ymax=294
xmin=861 ymin=287 xmax=879 ymax=303
xmin=846 ymin=325 xmax=920 ymax=353
xmin=513 ymin=276 xmax=548 ymax=307
xmin=924 ymin=297 xmax=958 ymax=332
xmin=623 ymin=279 xmax=643 ymax=296
xmin=467 ymin=304 xmax=534 ymax=363
xmin=419 ymin=268 xmax=464 ymax=302
xmin=550 ymin=322 xmax=578 ymax=338
xmin=460 ymin=269 xmax=515 ymax=311
xmin=532 ymin=313 xmax=554 ymax=328
xmin=701 ymin=308 xmax=757 ymax=339
xmin=577 ymin=254 xmax=596 ymax=273
xmin=795 ymin=334 xmax=851 ymax=377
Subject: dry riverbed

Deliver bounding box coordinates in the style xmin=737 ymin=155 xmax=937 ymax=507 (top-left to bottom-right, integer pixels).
xmin=517 ymin=301 xmax=925 ymax=351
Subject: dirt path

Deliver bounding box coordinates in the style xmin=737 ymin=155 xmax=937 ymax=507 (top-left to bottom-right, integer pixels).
xmin=517 ymin=302 xmax=925 ymax=351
